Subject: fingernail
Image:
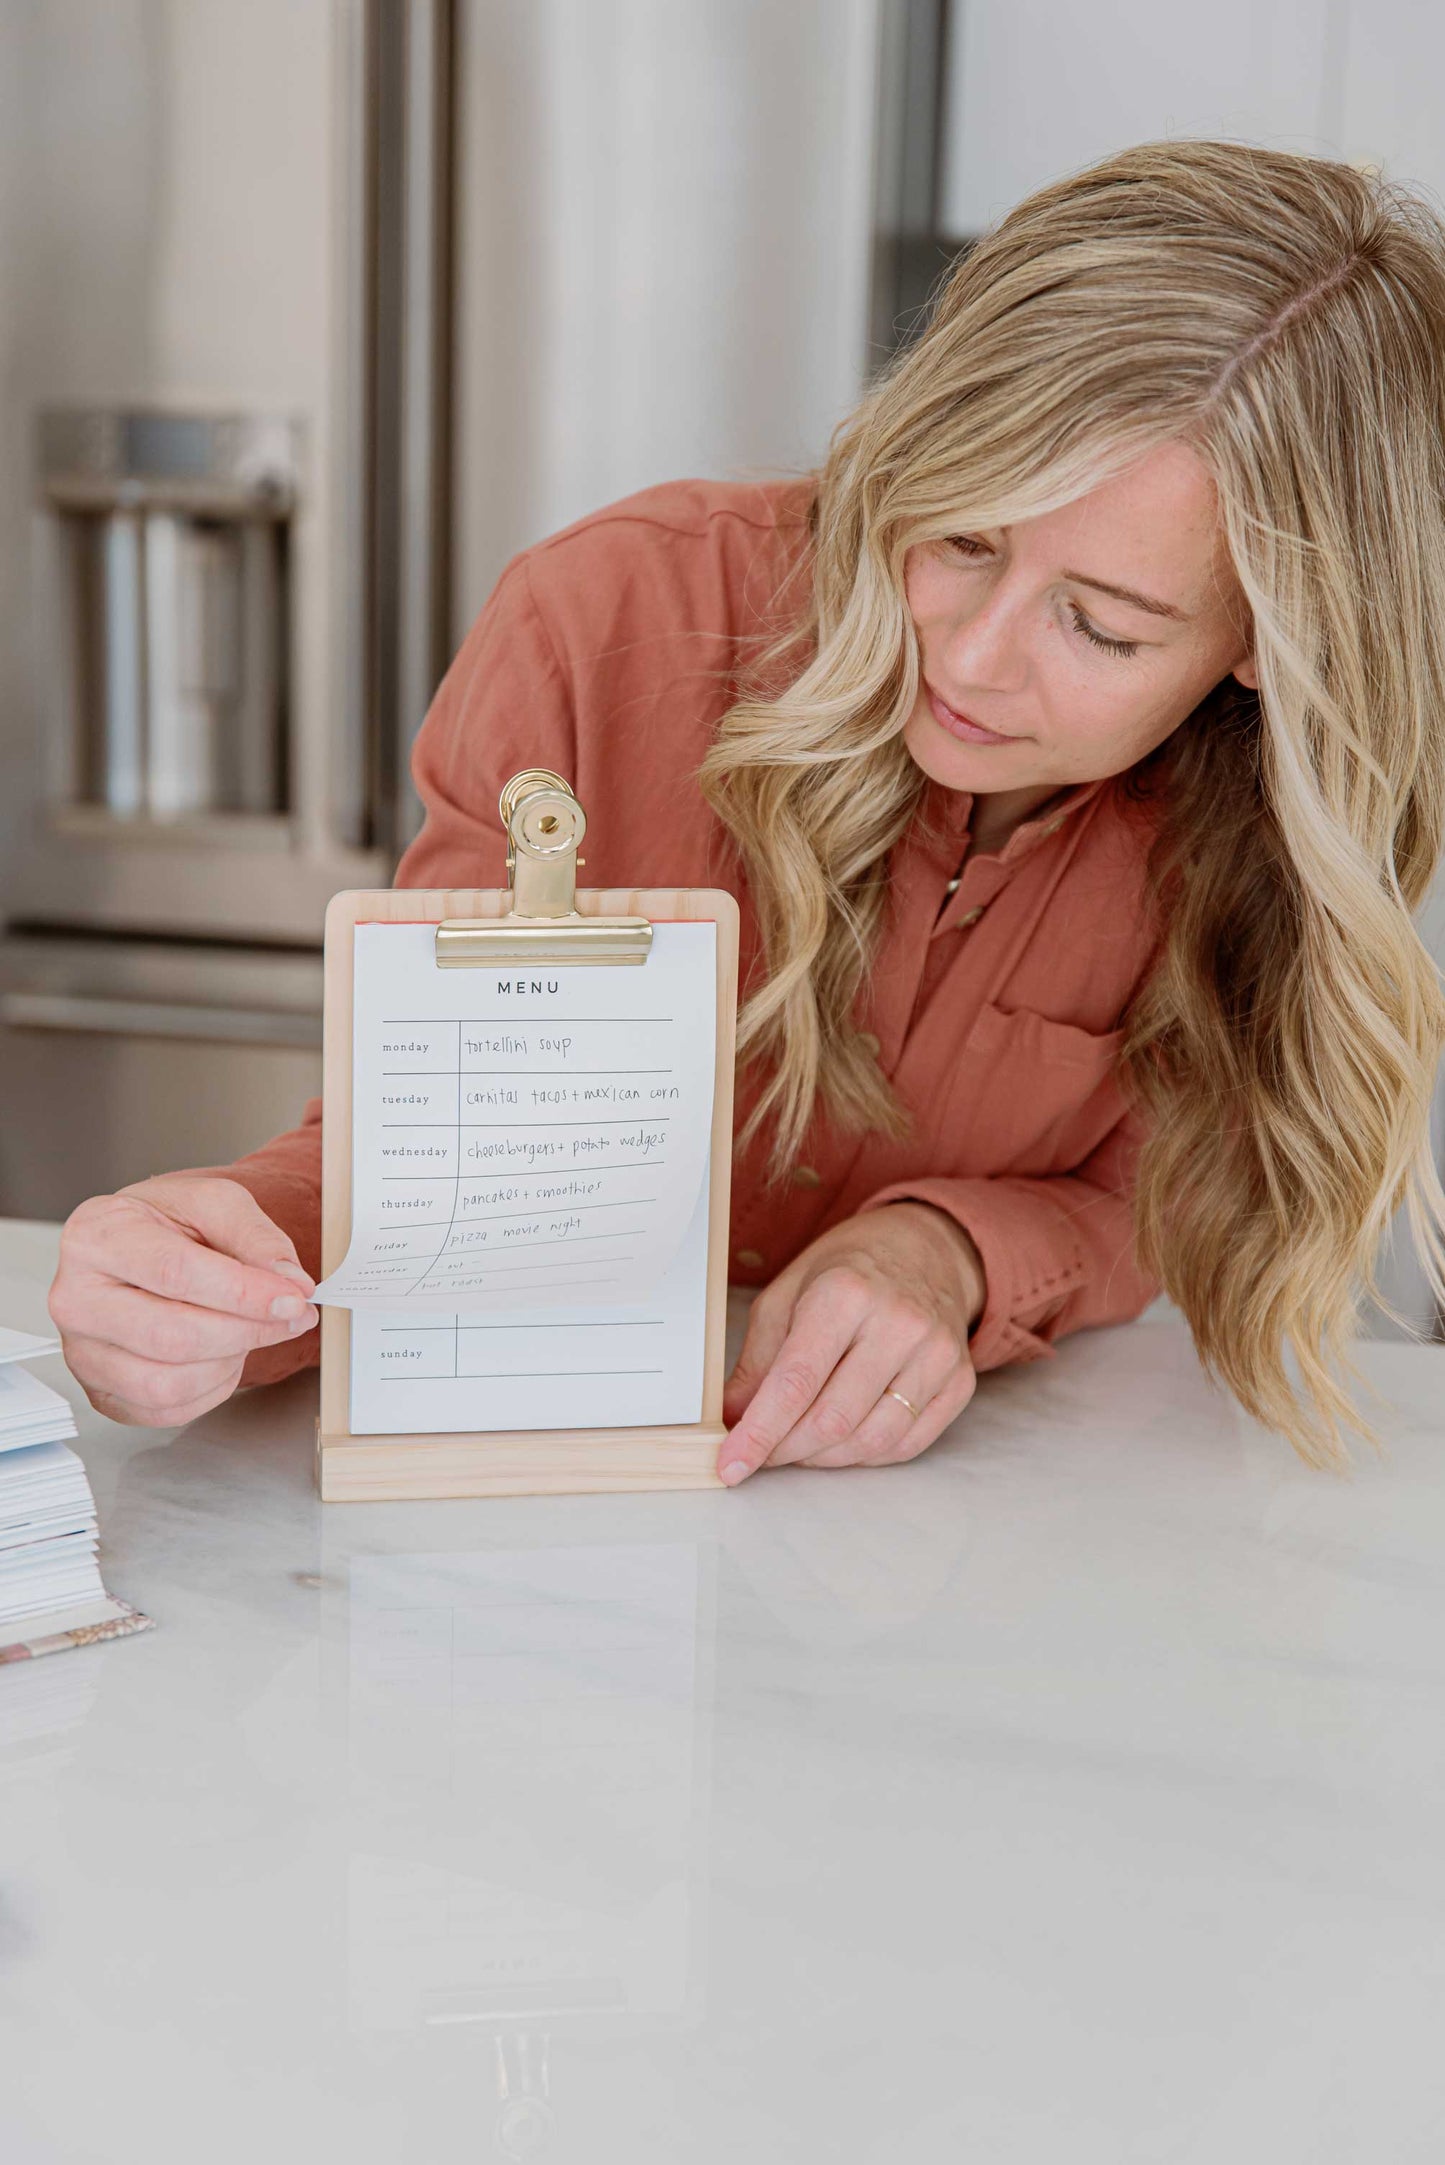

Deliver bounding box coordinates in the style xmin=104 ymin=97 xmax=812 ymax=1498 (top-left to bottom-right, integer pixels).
xmin=270 ymin=1294 xmax=306 ymax=1321
xmin=719 ymin=1460 xmax=750 ymax=1487
xmin=272 ymin=1261 xmax=315 ymax=1293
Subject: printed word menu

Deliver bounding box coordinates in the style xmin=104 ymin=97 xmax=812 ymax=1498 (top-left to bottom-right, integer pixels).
xmin=317 ymin=919 xmax=718 ymax=1436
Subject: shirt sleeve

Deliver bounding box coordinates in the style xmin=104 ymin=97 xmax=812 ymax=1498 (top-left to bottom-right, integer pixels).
xmin=856 ymin=1104 xmax=1158 ymax=1372
xmin=225 ymin=558 xmax=578 ymax=1385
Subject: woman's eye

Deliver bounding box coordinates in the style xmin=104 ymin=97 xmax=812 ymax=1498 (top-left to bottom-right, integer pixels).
xmin=1068 ymin=604 xmax=1140 ymax=660
xmin=943 ymin=534 xmax=990 ymax=559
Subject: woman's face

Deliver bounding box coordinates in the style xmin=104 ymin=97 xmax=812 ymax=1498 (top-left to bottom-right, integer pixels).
xmin=902 ymin=441 xmax=1258 ymax=799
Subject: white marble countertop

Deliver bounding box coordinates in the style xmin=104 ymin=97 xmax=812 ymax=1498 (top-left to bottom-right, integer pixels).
xmin=2 ymin=1218 xmax=1444 ymax=2163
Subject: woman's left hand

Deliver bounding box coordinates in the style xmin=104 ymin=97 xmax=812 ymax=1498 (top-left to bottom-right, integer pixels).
xmin=718 ymin=1202 xmax=986 ymax=1483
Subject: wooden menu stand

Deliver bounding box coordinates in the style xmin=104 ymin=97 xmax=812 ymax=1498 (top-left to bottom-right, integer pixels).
xmin=316 ymin=770 xmax=739 ymax=1501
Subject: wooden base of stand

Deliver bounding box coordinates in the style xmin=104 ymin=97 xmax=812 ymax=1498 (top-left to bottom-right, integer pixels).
xmin=316 ymin=1423 xmax=728 ymax=1501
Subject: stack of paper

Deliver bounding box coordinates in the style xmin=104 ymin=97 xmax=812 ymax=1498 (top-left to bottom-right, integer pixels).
xmin=0 ymin=1329 xmax=152 ymax=1662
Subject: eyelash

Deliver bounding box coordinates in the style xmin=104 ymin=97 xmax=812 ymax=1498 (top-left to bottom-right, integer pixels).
xmin=1067 ymin=606 xmax=1141 ymax=661
xmin=941 ymin=535 xmax=1143 ymax=662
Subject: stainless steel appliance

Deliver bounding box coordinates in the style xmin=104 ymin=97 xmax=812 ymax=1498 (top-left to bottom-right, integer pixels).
xmin=36 ymin=409 xmax=297 ymax=828
xmin=0 ymin=0 xmax=937 ymax=1218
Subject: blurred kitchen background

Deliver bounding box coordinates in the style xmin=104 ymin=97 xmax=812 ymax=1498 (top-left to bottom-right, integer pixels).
xmin=0 ymin=0 xmax=1441 ymax=1333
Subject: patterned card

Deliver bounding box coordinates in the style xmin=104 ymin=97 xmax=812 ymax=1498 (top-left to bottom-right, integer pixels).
xmin=0 ymin=1597 xmax=154 ymax=1664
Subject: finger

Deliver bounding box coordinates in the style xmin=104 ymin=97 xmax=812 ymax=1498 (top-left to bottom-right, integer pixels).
xmin=64 ymin=1201 xmax=316 ymax=1326
xmin=66 ymin=1334 xmax=241 ymax=1426
xmin=88 ymin=1384 xmax=234 ymax=1432
xmin=126 ymin=1176 xmax=312 ymax=1283
xmin=721 ymin=1289 xmax=794 ymax=1428
xmin=794 ymin=1391 xmax=917 ymax=1470
xmin=52 ymin=1279 xmax=318 ymax=1364
xmin=755 ymin=1329 xmax=927 ymax=1471
xmin=807 ymin=1361 xmax=976 ymax=1469
xmin=795 ymin=1330 xmax=975 ymax=1468
xmin=718 ymin=1286 xmax=868 ymax=1485
xmin=862 ymin=1337 xmax=970 ymax=1449
xmin=754 ymin=1298 xmax=959 ymax=1470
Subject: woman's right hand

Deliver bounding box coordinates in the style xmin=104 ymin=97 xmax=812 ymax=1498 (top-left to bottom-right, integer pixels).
xmin=48 ymin=1174 xmax=320 ymax=1427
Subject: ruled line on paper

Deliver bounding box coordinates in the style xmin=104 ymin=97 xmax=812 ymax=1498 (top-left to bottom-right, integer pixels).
xmin=379 ymin=1368 xmax=667 ymax=1381
xmin=365 ymin=1265 xmax=635 ymax=1301
xmin=383 ymin=1016 xmax=678 ymax=1021
xmin=383 ymin=1060 xmax=680 ymax=1069
xmin=429 ymin=1229 xmax=647 ymax=1255
xmin=404 ymin=1254 xmax=636 ymax=1277
xmin=381 ymin=1117 xmax=673 ymax=1131
xmin=381 ymin=1172 xmax=662 ymax=1185
xmin=378 ymin=1319 xmax=667 ymax=1332
xmin=379 ymin=1157 xmax=667 ymax=1187
xmin=368 ymin=1199 xmax=657 ymax=1227
xmin=383 ymin=1125 xmax=680 ymax=1143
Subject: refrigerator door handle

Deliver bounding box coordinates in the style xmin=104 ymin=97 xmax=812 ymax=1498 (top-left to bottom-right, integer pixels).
xmin=339 ymin=0 xmax=453 ymax=859
xmin=0 ymin=990 xmax=322 ymax=1050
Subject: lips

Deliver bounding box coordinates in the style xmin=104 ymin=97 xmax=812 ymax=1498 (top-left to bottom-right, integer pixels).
xmin=926 ymin=684 xmax=1019 ymax=747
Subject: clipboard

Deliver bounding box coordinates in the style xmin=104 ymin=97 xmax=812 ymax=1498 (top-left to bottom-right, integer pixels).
xmin=316 ymin=769 xmax=739 ymax=1501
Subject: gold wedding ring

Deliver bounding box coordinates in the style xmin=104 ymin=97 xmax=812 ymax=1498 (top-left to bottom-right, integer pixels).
xmin=886 ymin=1388 xmax=921 ymax=1420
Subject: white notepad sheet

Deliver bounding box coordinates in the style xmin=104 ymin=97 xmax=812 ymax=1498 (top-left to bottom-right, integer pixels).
xmin=0 ymin=1365 xmax=78 ymax=1452
xmin=330 ymin=918 xmax=718 ymax=1436
xmin=0 ymin=1326 xmax=61 ymax=1366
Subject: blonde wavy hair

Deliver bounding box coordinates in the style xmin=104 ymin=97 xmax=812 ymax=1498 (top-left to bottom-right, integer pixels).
xmin=699 ymin=139 xmax=1445 ymax=1467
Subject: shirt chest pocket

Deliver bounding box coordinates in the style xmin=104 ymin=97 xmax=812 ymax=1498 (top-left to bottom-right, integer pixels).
xmin=930 ymin=1001 xmax=1129 ymax=1179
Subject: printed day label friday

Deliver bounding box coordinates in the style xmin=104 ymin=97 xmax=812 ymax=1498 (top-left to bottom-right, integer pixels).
xmin=315 ymin=920 xmax=718 ymax=1313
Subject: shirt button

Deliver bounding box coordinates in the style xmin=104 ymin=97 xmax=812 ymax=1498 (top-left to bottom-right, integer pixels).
xmin=958 ymin=905 xmax=984 ymax=928
xmin=855 ymin=1031 xmax=881 ymax=1059
xmin=735 ymin=1248 xmax=766 ymax=1271
xmin=792 ymin=1165 xmax=823 ymax=1189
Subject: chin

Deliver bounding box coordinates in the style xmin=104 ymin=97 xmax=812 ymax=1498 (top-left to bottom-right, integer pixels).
xmin=902 ymin=712 xmax=1032 ymax=791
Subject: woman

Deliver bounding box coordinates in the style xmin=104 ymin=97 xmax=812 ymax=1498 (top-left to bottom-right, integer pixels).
xmin=48 ymin=141 xmax=1445 ymax=1473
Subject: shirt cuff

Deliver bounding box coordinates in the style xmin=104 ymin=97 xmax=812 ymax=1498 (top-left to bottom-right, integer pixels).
xmin=858 ymin=1175 xmax=1089 ymax=1372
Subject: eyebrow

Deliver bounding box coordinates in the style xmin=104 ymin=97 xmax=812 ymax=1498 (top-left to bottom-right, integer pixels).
xmin=1063 ymin=570 xmax=1191 ymax=623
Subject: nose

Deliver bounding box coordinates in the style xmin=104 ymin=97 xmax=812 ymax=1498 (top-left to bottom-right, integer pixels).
xmin=936 ymin=577 xmax=1029 ymax=696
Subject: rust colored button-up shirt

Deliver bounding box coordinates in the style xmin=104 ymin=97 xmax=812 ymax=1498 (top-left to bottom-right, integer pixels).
xmin=229 ymin=478 xmax=1161 ymax=1384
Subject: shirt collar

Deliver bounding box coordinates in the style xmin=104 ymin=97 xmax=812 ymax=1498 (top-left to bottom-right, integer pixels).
xmin=993 ymin=774 xmax=1111 ymax=861
xmin=913 ymin=772 xmax=1111 ymax=870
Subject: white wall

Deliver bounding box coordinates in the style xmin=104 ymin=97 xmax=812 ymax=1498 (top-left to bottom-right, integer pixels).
xmin=940 ymin=0 xmax=1445 ymax=234
xmin=1337 ymin=1 xmax=1445 ymax=197
xmin=942 ymin=0 xmax=1347 ymax=236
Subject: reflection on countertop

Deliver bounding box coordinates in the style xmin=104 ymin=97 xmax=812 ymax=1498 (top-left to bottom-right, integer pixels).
xmin=338 ymin=1539 xmax=712 ymax=2155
